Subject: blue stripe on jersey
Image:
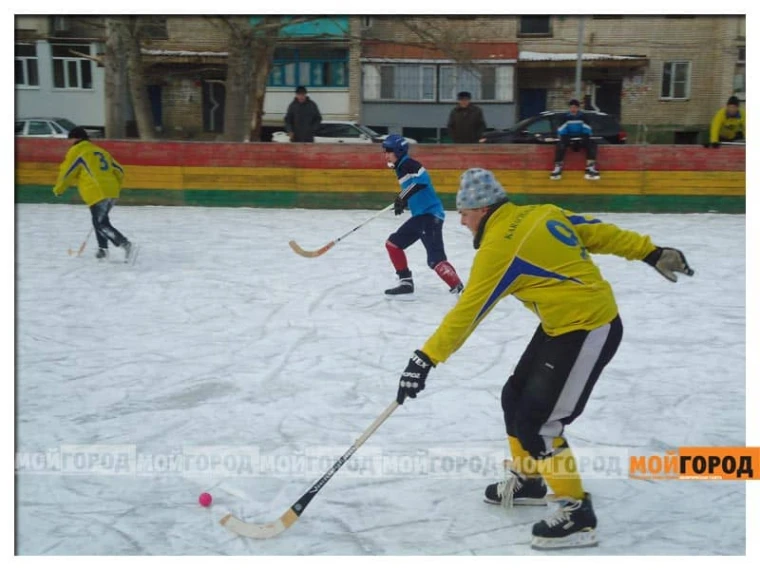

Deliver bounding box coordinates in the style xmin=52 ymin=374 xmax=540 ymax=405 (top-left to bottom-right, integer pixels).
xmin=557 ymin=115 xmax=592 ymax=137
xmin=394 ymin=156 xmax=444 ymax=219
xmin=475 ymin=257 xmax=583 ymax=322
xmin=111 ymin=161 xmax=124 ymax=174
xmin=567 ymin=215 xmax=601 ymax=225
xmin=64 ymin=156 xmax=92 ymax=179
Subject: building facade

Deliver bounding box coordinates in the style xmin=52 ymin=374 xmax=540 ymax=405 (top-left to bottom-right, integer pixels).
xmin=16 ymin=15 xmax=745 ymax=143
xmin=360 ymin=15 xmax=746 ymax=143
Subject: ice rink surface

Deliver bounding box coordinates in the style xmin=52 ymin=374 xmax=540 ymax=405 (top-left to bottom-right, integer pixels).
xmin=16 ymin=204 xmax=746 ymax=555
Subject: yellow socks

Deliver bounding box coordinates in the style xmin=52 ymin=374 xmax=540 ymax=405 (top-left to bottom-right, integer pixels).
xmin=509 ymin=435 xmax=585 ymax=500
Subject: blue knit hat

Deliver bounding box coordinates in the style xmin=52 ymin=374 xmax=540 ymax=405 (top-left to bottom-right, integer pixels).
xmin=456 ymin=168 xmax=507 ymax=210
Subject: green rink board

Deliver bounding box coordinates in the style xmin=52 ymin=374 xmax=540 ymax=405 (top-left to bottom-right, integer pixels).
xmin=16 ymin=185 xmax=745 ymax=214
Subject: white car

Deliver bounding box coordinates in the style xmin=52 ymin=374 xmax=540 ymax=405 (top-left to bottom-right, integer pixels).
xmin=272 ymin=121 xmax=416 ymax=144
xmin=16 ymin=117 xmax=102 ymax=138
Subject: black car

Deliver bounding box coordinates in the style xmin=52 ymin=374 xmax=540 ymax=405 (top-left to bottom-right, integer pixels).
xmin=480 ymin=110 xmax=627 ymax=145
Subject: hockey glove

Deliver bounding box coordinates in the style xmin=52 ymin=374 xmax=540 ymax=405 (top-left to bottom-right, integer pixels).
xmin=394 ymin=196 xmax=405 ymax=216
xmin=397 ymin=350 xmax=434 ymax=405
xmin=643 ymin=247 xmax=695 ymax=282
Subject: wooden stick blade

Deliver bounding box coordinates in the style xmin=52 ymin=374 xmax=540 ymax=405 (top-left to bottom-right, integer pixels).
xmin=288 ymin=240 xmax=335 ymax=258
xmin=219 ymin=508 xmax=299 ymax=539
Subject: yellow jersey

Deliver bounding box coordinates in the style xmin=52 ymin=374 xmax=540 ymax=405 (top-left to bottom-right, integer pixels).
xmin=710 ymin=108 xmax=745 ymax=143
xmin=422 ymin=202 xmax=656 ymax=364
xmin=52 ymin=140 xmax=125 ymax=206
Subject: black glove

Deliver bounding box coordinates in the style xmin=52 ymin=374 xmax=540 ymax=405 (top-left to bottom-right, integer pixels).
xmin=643 ymin=247 xmax=695 ymax=282
xmin=397 ymin=350 xmax=434 ymax=405
xmin=394 ymin=196 xmax=405 ymax=216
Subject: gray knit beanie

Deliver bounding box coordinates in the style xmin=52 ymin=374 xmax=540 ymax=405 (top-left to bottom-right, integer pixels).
xmin=456 ymin=168 xmax=507 ymax=210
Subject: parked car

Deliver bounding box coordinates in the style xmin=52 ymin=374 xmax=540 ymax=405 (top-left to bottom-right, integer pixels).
xmin=272 ymin=121 xmax=417 ymax=144
xmin=480 ymin=110 xmax=627 ymax=145
xmin=15 ymin=117 xmax=103 ymax=139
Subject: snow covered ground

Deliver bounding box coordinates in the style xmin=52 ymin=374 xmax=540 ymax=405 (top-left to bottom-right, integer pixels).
xmin=15 ymin=204 xmax=749 ymax=556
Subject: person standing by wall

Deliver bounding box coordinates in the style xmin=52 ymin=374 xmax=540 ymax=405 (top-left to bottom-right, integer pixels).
xmin=284 ymin=86 xmax=322 ymax=143
xmin=709 ymin=95 xmax=745 ymax=147
xmin=447 ymin=91 xmax=487 ymax=144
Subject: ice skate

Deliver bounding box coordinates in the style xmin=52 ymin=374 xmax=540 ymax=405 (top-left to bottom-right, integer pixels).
xmin=122 ymin=240 xmax=139 ymax=265
xmin=484 ymin=461 xmax=548 ymax=507
xmin=95 ymin=248 xmax=108 ymax=260
xmin=584 ymin=164 xmax=600 ymax=180
xmin=531 ymin=493 xmax=598 ymax=550
xmin=384 ymin=277 xmax=414 ymax=298
xmin=550 ymin=163 xmax=563 ymax=180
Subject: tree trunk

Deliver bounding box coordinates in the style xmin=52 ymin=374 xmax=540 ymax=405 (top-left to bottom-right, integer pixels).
xmin=104 ymin=18 xmax=127 ymax=139
xmin=222 ymin=27 xmax=255 ymax=142
xmin=247 ymin=35 xmax=277 ymax=142
xmin=124 ymin=17 xmax=156 ymax=140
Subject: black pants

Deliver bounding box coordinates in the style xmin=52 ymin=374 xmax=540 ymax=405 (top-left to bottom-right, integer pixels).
xmin=501 ymin=315 xmax=623 ymax=458
xmin=554 ymin=134 xmax=597 ymax=163
xmin=387 ymin=214 xmax=448 ymax=269
xmin=90 ymin=198 xmax=128 ymax=249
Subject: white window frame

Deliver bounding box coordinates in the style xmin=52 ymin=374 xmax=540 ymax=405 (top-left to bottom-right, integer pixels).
xmin=51 ymin=44 xmax=93 ymax=90
xmin=660 ymin=61 xmax=691 ymax=101
xmin=364 ymin=63 xmax=437 ymax=102
xmin=15 ymin=43 xmax=39 ymax=88
xmin=439 ymin=64 xmax=514 ymax=102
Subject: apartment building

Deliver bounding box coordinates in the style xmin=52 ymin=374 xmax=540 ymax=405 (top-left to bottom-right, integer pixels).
xmin=360 ymin=15 xmax=745 ymax=143
xmin=15 ymin=16 xmax=362 ymax=139
xmin=16 ymin=15 xmax=745 ymax=143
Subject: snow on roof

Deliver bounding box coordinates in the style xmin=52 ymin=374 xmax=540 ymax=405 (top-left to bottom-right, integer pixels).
xmin=519 ymin=51 xmax=645 ymax=62
xmin=141 ymin=49 xmax=228 ymax=57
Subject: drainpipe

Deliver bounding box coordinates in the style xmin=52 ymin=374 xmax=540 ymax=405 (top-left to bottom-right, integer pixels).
xmin=575 ymin=16 xmax=585 ymax=101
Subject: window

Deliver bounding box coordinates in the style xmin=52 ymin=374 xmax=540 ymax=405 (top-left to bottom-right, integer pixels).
xmin=15 ymin=122 xmax=25 ymax=135
xmin=660 ymin=61 xmax=690 ymax=99
xmin=52 ymin=44 xmax=93 ymax=89
xmin=738 ymin=46 xmax=745 ymax=63
xmin=439 ymin=65 xmax=513 ymax=102
xmin=268 ymin=48 xmax=348 ymax=88
xmin=519 ymin=16 xmax=551 ymax=35
xmin=361 ymin=16 xmax=372 ymax=29
xmin=363 ymin=64 xmax=436 ymax=101
xmin=524 ymin=118 xmax=552 ymax=134
xmin=15 ymin=44 xmax=39 ymax=87
xmin=28 ymin=121 xmax=53 ymax=136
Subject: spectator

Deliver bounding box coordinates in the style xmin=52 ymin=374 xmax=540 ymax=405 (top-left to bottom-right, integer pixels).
xmin=709 ymin=96 xmax=745 ymax=147
xmin=284 ymin=86 xmax=322 ymax=143
xmin=550 ymin=99 xmax=599 ymax=181
xmin=447 ymin=91 xmax=487 ymax=144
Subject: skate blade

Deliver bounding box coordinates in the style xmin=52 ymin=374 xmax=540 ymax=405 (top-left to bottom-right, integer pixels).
xmin=531 ymin=529 xmax=598 ymax=550
xmin=484 ymin=497 xmax=549 ymax=507
xmin=384 ymin=293 xmax=416 ymax=302
xmin=584 ymin=175 xmax=600 ymax=180
xmin=125 ymin=244 xmax=140 ymax=265
xmin=550 ymin=176 xmax=562 ymax=180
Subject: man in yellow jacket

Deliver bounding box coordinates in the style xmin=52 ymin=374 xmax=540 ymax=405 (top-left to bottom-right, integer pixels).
xmin=395 ymin=168 xmax=694 ymax=550
xmin=709 ymin=95 xmax=745 ymax=147
xmin=53 ymin=127 xmax=134 ymax=261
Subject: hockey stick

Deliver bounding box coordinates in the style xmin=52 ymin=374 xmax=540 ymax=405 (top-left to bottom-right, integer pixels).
xmin=288 ymin=203 xmax=395 ymax=258
xmin=219 ymin=400 xmax=400 ymax=539
xmin=68 ymin=228 xmax=93 ymax=257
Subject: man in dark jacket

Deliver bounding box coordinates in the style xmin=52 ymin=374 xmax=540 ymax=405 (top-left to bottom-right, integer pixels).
xmin=447 ymin=91 xmax=487 ymax=144
xmin=284 ymin=86 xmax=322 ymax=143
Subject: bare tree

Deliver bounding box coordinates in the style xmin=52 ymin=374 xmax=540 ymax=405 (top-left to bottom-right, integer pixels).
xmin=104 ymin=18 xmax=127 ymax=139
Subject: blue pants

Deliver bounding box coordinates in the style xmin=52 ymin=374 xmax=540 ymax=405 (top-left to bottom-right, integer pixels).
xmin=90 ymin=198 xmax=128 ymax=249
xmin=387 ymin=214 xmax=447 ymax=268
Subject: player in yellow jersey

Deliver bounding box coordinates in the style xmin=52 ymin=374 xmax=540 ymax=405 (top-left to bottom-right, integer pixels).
xmin=53 ymin=127 xmax=135 ymax=262
xmin=395 ymin=168 xmax=694 ymax=550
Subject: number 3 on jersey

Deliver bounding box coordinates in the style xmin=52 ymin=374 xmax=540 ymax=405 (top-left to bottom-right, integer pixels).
xmin=546 ymin=220 xmax=588 ymax=259
xmin=93 ymin=151 xmax=109 ymax=171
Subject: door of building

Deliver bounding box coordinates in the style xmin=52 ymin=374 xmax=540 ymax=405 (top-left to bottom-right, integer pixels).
xmin=594 ymin=80 xmax=622 ymax=120
xmin=202 ymin=81 xmax=226 ymax=133
xmin=518 ymin=88 xmax=548 ymax=120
